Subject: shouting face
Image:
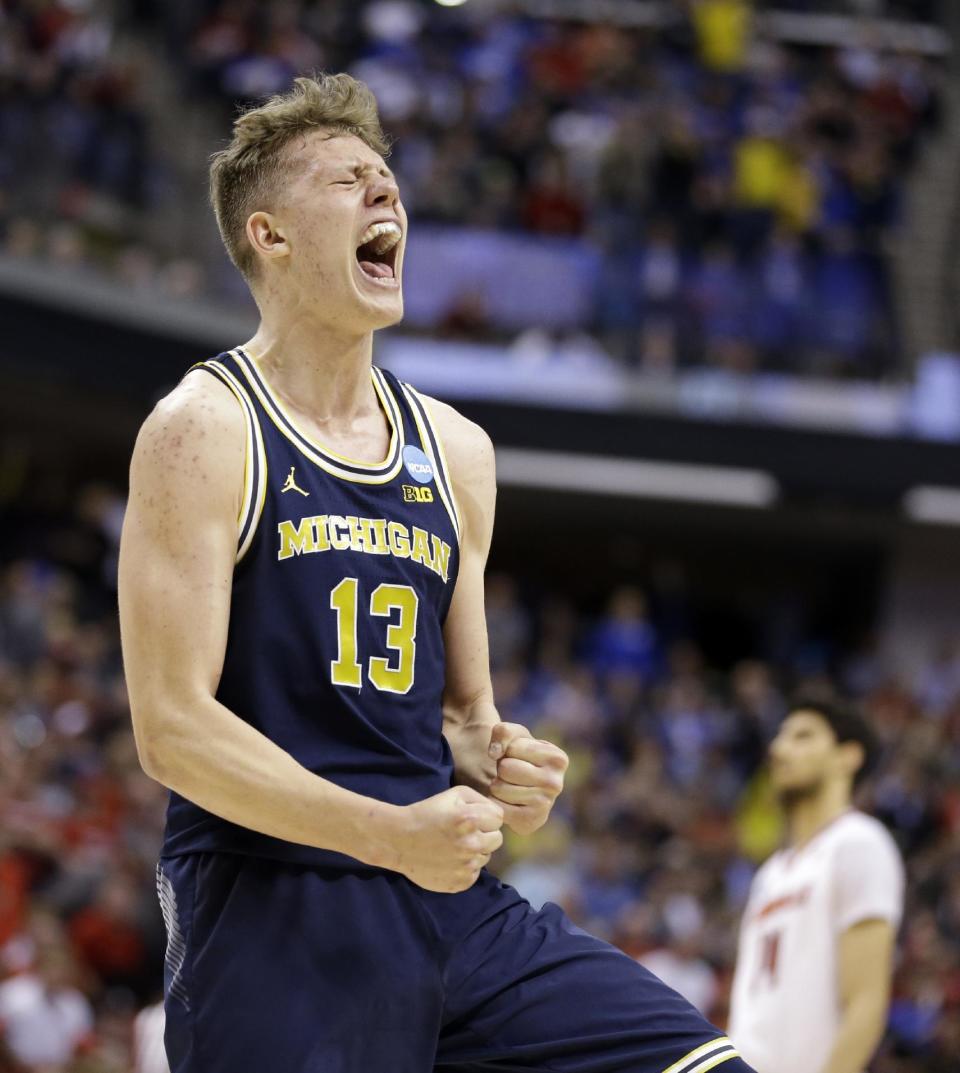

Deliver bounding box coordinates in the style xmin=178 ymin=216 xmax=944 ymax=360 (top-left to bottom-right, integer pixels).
xmin=248 ymin=131 xmax=407 ymax=332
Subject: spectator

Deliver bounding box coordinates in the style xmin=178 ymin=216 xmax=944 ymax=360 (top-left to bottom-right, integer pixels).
xmin=691 ymin=0 xmax=752 ymax=75
xmin=1 ymin=490 xmax=960 ymax=1068
xmin=587 ymin=587 xmax=661 ymax=682
xmin=68 ymin=874 xmax=150 ymax=994
xmin=485 ymin=573 xmax=532 ymax=671
xmin=133 ymin=1001 xmax=170 ymax=1073
xmin=0 ymin=932 xmax=93 ymax=1070
xmin=639 ymin=927 xmax=720 ymax=1017
xmin=0 ymin=1 xmax=941 ymax=381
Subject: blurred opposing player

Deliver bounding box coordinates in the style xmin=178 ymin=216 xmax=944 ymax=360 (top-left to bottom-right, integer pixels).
xmin=119 ymin=73 xmax=755 ymax=1073
xmin=729 ymin=699 xmax=904 ymax=1073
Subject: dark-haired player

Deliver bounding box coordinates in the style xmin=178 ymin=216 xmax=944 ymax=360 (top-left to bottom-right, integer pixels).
xmin=729 ymin=699 xmax=904 ymax=1073
xmin=119 ymin=74 xmax=754 ymax=1073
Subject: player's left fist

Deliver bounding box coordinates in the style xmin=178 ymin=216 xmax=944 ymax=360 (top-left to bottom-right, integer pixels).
xmin=487 ymin=722 xmax=569 ymax=836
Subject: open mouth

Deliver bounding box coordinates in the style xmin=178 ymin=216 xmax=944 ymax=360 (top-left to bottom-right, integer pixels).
xmin=356 ymin=221 xmax=402 ymax=285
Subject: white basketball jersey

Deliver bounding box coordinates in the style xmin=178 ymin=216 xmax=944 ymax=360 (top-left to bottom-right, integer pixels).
xmin=729 ymin=811 xmax=904 ymax=1073
xmin=133 ymin=1002 xmax=170 ymax=1073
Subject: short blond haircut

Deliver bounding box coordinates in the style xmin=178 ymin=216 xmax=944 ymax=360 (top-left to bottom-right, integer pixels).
xmin=209 ymin=73 xmax=391 ymax=281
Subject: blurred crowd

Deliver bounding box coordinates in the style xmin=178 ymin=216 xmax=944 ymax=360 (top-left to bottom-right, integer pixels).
xmin=0 ymin=0 xmax=947 ymax=377
xmin=0 ymin=486 xmax=958 ymax=1071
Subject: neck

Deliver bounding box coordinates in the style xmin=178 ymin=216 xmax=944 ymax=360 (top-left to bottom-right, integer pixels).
xmin=784 ymin=780 xmax=852 ymax=849
xmin=244 ymin=308 xmax=376 ymax=420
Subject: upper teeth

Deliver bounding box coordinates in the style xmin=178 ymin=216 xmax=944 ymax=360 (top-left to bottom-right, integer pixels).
xmin=358 ymin=221 xmax=402 ymax=254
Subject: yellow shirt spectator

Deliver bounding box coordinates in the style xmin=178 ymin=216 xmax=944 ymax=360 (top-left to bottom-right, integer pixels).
xmin=734 ymin=135 xmax=789 ymax=209
xmin=735 ymin=767 xmax=784 ymax=863
xmin=693 ymin=0 xmax=752 ymax=74
xmin=777 ymin=154 xmax=820 ymax=233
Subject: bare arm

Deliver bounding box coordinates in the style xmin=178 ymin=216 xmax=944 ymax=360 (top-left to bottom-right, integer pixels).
xmin=118 ymin=372 xmax=405 ymax=866
xmin=427 ymin=396 xmax=567 ymax=834
xmin=820 ymin=919 xmax=896 ymax=1073
xmin=120 ymin=373 xmax=505 ymax=892
xmin=431 ymin=403 xmax=500 ymax=792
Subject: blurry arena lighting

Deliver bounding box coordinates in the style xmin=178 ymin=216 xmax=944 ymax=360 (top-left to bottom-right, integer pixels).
xmin=495 ymin=449 xmax=779 ymax=508
xmin=902 ymin=486 xmax=960 ymax=526
xmin=434 ymin=0 xmax=469 ymax=6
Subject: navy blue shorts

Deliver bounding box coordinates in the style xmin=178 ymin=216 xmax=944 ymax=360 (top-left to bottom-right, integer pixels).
xmin=157 ymin=854 xmax=752 ymax=1073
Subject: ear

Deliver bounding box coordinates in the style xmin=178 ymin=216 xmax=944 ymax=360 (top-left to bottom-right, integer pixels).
xmin=246 ymin=211 xmax=289 ymax=266
xmin=838 ymin=740 xmax=865 ymax=781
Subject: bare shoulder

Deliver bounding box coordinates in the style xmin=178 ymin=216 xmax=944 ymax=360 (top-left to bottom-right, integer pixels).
xmin=135 ymin=368 xmax=243 ymax=456
xmin=415 ymin=392 xmax=495 ymax=545
xmin=415 ymin=393 xmax=494 ymax=483
xmin=129 ymin=368 xmax=245 ymax=512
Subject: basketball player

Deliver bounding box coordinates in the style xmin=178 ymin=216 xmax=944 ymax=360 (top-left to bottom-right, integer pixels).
xmin=118 ymin=74 xmax=754 ymax=1073
xmin=729 ymin=699 xmax=904 ymax=1073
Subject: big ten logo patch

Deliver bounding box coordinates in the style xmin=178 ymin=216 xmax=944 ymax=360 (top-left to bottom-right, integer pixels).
xmin=402 ymin=484 xmax=434 ymax=503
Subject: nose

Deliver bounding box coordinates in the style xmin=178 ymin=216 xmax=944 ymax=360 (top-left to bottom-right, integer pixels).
xmin=367 ymin=173 xmax=400 ymax=208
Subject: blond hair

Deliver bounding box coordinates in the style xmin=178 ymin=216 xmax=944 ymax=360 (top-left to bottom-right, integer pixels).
xmin=209 ymin=73 xmax=391 ymax=281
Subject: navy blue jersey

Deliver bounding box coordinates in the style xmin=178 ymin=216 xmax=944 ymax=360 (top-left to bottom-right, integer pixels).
xmin=161 ymin=347 xmax=460 ymax=866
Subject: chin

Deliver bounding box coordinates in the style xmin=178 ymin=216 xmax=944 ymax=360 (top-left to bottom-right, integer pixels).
xmin=370 ymin=297 xmax=404 ymax=330
xmin=349 ymin=274 xmax=404 ymax=331
xmin=774 ymin=779 xmax=819 ymax=805
xmin=356 ymin=303 xmax=402 ymax=335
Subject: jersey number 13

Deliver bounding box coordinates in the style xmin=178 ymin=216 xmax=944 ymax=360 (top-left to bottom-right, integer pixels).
xmin=329 ymin=577 xmax=418 ymax=695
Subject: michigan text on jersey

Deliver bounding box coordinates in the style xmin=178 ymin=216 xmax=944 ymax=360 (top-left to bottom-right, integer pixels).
xmin=277 ymin=514 xmax=452 ymax=582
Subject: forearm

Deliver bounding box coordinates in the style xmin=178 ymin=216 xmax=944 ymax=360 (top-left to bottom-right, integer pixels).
xmin=820 ymin=996 xmax=888 ymax=1073
xmin=136 ymin=695 xmax=402 ymax=869
xmin=443 ymin=694 xmax=500 ymax=794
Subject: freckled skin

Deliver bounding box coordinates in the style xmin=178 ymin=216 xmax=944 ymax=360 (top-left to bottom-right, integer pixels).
xmin=117 ymin=124 xmax=569 ymax=894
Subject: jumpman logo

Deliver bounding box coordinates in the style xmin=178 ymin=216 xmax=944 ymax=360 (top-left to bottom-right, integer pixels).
xmin=281 ymin=467 xmax=310 ymax=496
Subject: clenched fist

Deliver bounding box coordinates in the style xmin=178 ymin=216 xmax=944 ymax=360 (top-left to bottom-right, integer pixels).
xmin=488 ymin=722 xmax=569 ymax=836
xmin=396 ymin=785 xmax=504 ymax=893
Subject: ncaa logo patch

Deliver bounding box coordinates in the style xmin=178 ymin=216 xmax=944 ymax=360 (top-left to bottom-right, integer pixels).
xmin=402 ymin=445 xmax=434 ymax=485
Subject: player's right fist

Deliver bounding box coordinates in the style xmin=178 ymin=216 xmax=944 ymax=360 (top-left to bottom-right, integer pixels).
xmin=396 ymin=786 xmax=504 ymax=893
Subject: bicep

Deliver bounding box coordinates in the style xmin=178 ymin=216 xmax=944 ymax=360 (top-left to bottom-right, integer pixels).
xmin=837 ymin=918 xmax=896 ymax=1009
xmin=118 ymin=383 xmax=244 ymax=736
xmin=443 ymin=539 xmax=492 ymax=712
xmin=438 ymin=414 xmax=497 ymax=713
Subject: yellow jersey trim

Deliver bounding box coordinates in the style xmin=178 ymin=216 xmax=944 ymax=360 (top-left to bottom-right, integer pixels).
xmin=397 ymin=382 xmax=461 ymax=543
xmin=185 ymin=361 xmax=250 ymax=530
xmin=200 ymin=359 xmax=268 ymax=563
xmin=407 ymin=384 xmax=462 ymax=537
xmin=690 ymin=1050 xmax=740 ymax=1073
xmin=660 ymin=1038 xmax=739 ymax=1073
